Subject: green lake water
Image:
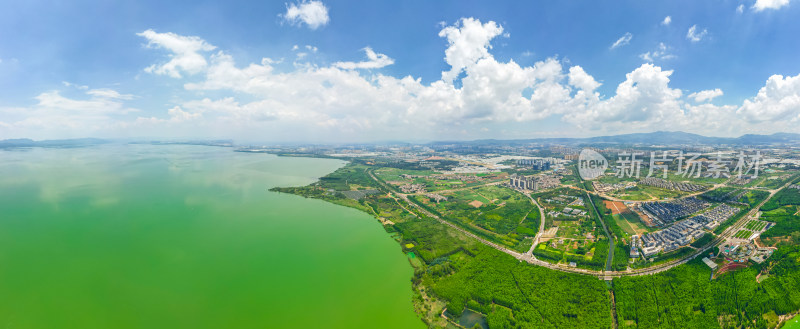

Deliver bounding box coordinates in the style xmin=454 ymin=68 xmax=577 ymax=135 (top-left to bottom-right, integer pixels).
xmin=0 ymin=145 xmax=422 ymax=329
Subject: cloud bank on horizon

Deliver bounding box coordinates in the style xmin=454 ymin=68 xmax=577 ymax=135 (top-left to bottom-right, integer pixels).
xmin=0 ymin=1 xmax=798 ymax=142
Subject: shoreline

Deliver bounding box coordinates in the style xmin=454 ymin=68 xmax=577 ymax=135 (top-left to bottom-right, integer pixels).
xmin=270 ymin=154 xmax=800 ymax=329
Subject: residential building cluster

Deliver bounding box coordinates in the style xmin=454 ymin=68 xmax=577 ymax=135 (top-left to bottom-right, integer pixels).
xmin=536 ymin=175 xmax=561 ymax=190
xmin=554 ymin=168 xmax=572 ymax=176
xmin=629 ymin=235 xmax=641 ymax=258
xmin=693 ymin=204 xmax=739 ymax=230
xmin=549 ymin=145 xmax=579 ymax=155
xmin=516 ymin=158 xmax=554 ymax=170
xmin=637 ymin=204 xmax=738 ymax=258
xmin=592 ymin=181 xmax=637 ymax=193
xmin=720 ymin=242 xmax=774 ymax=264
xmin=543 ymin=195 xmax=588 ymax=219
xmin=561 ymin=207 xmax=587 ymax=218
xmin=425 ymin=193 xmax=448 ymax=203
xmin=399 ymin=183 xmax=426 ymax=193
xmin=640 ymin=217 xmax=707 ymax=257
xmin=509 ymin=174 xmax=536 ymax=190
xmin=400 ymin=173 xmax=481 ymax=182
xmin=790 ymin=184 xmax=800 ymax=190
xmin=509 ymin=174 xmax=560 ymax=191
xmin=544 ymin=195 xmax=576 ymax=204
xmin=568 ymin=197 xmax=585 ymax=207
xmin=448 ymin=164 xmax=499 ymax=174
xmin=639 ymin=177 xmax=706 ymax=192
xmin=639 ymin=197 xmax=707 ymax=226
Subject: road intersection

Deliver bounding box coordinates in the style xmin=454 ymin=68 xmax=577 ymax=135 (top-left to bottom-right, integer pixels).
xmin=366 ymin=168 xmax=792 ymax=279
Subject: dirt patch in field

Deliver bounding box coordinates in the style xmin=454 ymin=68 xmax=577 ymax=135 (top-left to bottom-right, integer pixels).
xmin=469 ymin=200 xmax=484 ymax=208
xmin=542 ymin=227 xmax=559 ymax=237
xmin=715 ymin=262 xmax=748 ymax=277
xmin=603 ymin=200 xmax=629 ymax=215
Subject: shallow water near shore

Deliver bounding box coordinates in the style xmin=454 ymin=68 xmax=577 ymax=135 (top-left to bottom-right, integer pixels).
xmin=0 ymin=144 xmax=422 ymax=329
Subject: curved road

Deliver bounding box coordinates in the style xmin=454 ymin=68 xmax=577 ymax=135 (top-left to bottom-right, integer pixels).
xmin=525 ymin=194 xmax=547 ymax=255
xmin=366 ymin=169 xmax=793 ymax=279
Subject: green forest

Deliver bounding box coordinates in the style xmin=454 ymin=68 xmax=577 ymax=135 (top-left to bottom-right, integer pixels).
xmin=431 ymin=247 xmax=612 ymax=328
xmin=274 ymin=162 xmax=800 ymax=329
xmin=407 ymin=185 xmax=537 ymax=252
xmin=614 ymin=245 xmax=800 ymax=329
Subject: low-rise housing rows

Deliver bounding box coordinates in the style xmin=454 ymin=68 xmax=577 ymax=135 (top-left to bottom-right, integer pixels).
xmin=639 ymin=197 xmax=707 ymax=226
xmin=637 ymin=204 xmax=738 ymax=258
xmin=639 ymin=177 xmax=707 ymax=192
xmin=592 ymin=181 xmax=637 ymax=193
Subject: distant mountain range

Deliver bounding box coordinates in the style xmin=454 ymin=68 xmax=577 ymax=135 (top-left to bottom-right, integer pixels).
xmin=2 ymin=132 xmax=800 ymax=148
xmin=0 ymin=138 xmax=109 ymax=148
xmin=0 ymin=138 xmax=238 ymax=149
xmin=429 ymin=131 xmax=800 ymax=146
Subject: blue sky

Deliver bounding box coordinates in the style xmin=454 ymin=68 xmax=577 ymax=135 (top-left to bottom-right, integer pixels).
xmin=1 ymin=0 xmax=799 ymax=142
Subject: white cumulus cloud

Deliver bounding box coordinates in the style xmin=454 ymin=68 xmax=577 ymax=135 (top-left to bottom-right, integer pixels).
xmin=753 ymin=0 xmax=791 ymax=11
xmin=564 ymin=64 xmax=683 ymax=127
xmin=438 ymin=18 xmax=504 ymax=83
xmin=333 ymin=47 xmax=395 ymax=69
xmin=738 ymin=74 xmax=800 ymax=122
xmin=662 ymin=16 xmax=672 ymax=26
xmin=137 ymin=29 xmax=216 ymax=78
xmin=167 ymin=106 xmax=202 ymax=122
xmin=639 ymin=43 xmax=675 ymax=62
xmin=86 ymin=88 xmax=134 ymax=100
xmin=282 ymin=0 xmax=330 ymax=30
xmin=686 ymin=25 xmax=708 ymax=42
xmin=133 ymin=22 xmax=800 ymax=139
xmin=11 ymin=18 xmax=800 ymax=141
xmin=610 ymin=32 xmax=633 ymax=49
xmin=568 ymin=66 xmax=601 ymax=92
xmin=688 ymin=88 xmax=723 ymax=102
xmin=0 ymin=88 xmax=139 ymax=139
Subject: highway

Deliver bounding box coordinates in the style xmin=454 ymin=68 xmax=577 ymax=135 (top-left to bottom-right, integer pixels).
xmin=366 ymin=169 xmax=793 ymax=279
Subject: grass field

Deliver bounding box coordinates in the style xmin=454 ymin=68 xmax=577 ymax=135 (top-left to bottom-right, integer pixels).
xmin=734 ymin=229 xmax=754 ymax=239
xmin=613 ymin=215 xmax=637 ymax=235
xmin=374 ymin=167 xmax=437 ymax=181
xmin=757 ymin=172 xmax=798 ymax=189
xmin=665 ymin=172 xmax=726 ymax=186
xmin=409 ymin=184 xmax=538 ymax=252
xmin=596 ymin=175 xmax=636 ymax=185
xmin=373 ymin=167 xmax=507 ymax=192
xmin=449 ymin=189 xmax=492 ymax=204
xmin=745 ymin=220 xmax=768 ymax=231
xmin=614 ymin=212 xmax=654 ymax=235
xmin=608 ymin=185 xmax=687 ymax=201
xmin=783 ymin=314 xmax=800 ymax=329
